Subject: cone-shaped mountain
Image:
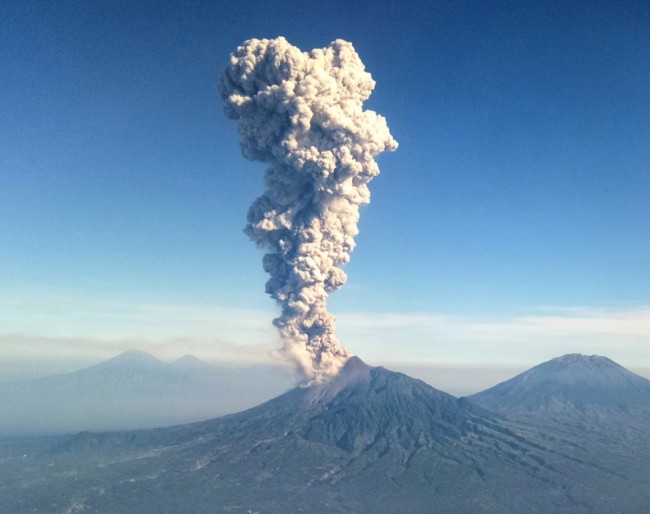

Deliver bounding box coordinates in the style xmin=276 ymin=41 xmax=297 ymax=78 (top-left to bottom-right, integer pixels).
xmin=468 ymin=353 xmax=650 ymax=416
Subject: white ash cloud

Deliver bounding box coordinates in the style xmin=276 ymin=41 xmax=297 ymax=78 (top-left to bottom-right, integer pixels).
xmin=220 ymin=37 xmax=397 ymax=382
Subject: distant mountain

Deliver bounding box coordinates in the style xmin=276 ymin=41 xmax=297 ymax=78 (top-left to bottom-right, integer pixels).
xmin=170 ymin=354 xmax=223 ymax=374
xmin=0 ymin=350 xmax=294 ymax=436
xmin=2 ymin=356 xmax=649 ymax=513
xmin=468 ymin=353 xmax=650 ymax=418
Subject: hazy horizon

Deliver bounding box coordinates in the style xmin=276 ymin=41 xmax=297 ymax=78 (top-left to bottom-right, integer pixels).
xmin=2 ymin=349 xmax=649 ymax=400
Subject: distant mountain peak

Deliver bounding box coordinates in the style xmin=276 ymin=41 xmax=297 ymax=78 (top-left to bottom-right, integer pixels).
xmin=111 ymin=349 xmax=160 ymax=361
xmin=173 ymin=354 xmax=203 ymax=364
xmin=0 ymin=350 xmax=295 ymax=436
xmin=98 ymin=350 xmax=166 ymax=369
xmin=555 ymin=353 xmax=600 ymax=362
xmin=553 ymin=353 xmax=616 ymax=367
xmin=527 ymin=353 xmax=637 ymax=386
xmin=170 ymin=355 xmax=217 ymax=374
xmin=469 ymin=354 xmax=650 ymax=417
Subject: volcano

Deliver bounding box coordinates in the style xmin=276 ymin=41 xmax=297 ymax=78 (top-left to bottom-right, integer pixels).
xmin=2 ymin=357 xmax=649 ymax=513
xmin=468 ymin=353 xmax=650 ymax=418
xmin=0 ymin=351 xmax=292 ymax=436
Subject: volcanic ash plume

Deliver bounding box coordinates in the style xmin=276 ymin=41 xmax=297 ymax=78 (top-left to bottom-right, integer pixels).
xmin=220 ymin=37 xmax=397 ymax=382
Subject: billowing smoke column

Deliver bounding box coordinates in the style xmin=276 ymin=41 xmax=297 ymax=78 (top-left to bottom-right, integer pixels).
xmin=220 ymin=37 xmax=397 ymax=382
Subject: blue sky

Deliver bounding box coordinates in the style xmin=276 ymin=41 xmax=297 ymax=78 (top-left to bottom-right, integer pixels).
xmin=1 ymin=0 xmax=649 ymax=390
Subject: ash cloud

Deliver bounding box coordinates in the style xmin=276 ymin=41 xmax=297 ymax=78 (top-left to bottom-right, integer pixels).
xmin=220 ymin=37 xmax=397 ymax=382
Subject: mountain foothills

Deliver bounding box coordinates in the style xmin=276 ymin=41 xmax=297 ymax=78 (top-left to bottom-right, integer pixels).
xmin=1 ymin=354 xmax=649 ymax=513
xmin=0 ymin=351 xmax=293 ymax=436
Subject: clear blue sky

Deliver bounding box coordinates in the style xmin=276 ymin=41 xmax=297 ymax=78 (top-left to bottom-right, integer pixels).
xmin=1 ymin=0 xmax=649 ymax=387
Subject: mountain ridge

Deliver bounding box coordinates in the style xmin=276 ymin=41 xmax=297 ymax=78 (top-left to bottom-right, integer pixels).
xmin=0 ymin=350 xmax=294 ymax=436
xmin=4 ymin=355 xmax=648 ymax=513
xmin=2 ymin=354 xmax=650 ymax=512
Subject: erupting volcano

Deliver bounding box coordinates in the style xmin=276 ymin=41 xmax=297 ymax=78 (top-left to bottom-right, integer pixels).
xmin=219 ymin=37 xmax=397 ymax=382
